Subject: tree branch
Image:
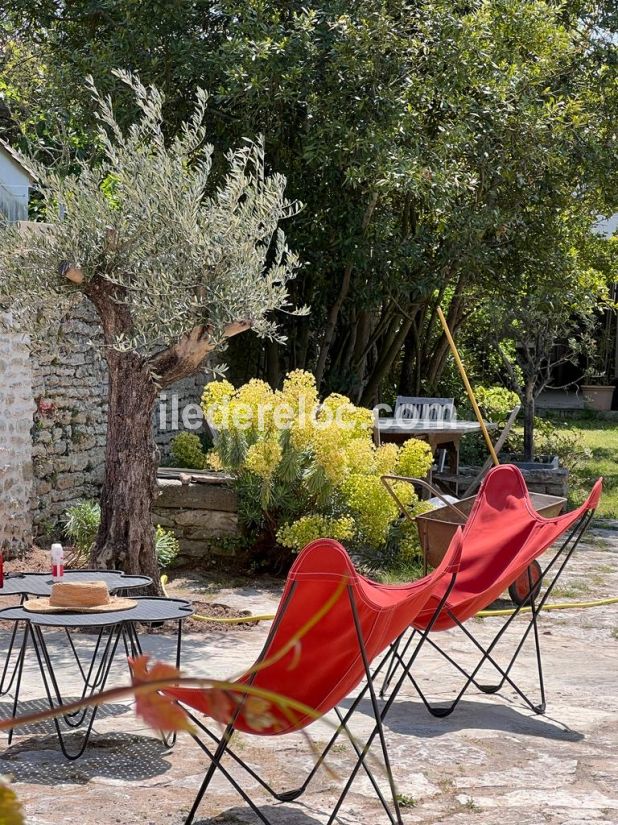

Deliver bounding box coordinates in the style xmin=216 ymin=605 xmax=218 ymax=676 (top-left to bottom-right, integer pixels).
xmin=59 ymin=260 xmax=84 ymax=284
xmin=85 ymin=274 xmax=133 ymax=344
xmin=496 ymin=342 xmax=523 ymax=396
xmin=314 ymin=190 xmax=379 ymax=385
xmin=149 ymin=320 xmax=252 ymax=388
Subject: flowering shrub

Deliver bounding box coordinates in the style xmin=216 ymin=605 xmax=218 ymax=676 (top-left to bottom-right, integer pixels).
xmin=341 ymin=474 xmax=402 ymax=546
xmin=170 ymin=431 xmax=209 ymax=470
xmin=200 ymin=370 xmax=433 ymax=570
xmin=277 ymin=515 xmax=356 ymax=551
xmin=396 ymin=439 xmax=434 ymax=478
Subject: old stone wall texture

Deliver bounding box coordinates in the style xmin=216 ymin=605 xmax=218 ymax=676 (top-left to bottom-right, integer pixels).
xmin=454 ymin=464 xmax=569 ymax=499
xmin=30 ymin=300 xmax=108 ymax=534
xmin=30 ymin=298 xmax=207 ymax=535
xmin=152 ymin=475 xmax=239 ymax=564
xmin=0 ymin=313 xmax=34 ymax=552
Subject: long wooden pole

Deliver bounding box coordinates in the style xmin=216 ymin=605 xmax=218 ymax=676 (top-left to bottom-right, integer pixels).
xmin=436 ymin=306 xmax=499 ymax=466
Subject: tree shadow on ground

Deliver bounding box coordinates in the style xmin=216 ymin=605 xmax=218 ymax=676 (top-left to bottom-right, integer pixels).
xmin=196 ymin=802 xmax=358 ymax=825
xmin=0 ymin=696 xmax=130 ymax=736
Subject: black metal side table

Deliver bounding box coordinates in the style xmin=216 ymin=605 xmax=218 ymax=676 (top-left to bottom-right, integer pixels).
xmin=0 ymin=570 xmax=152 ymax=696
xmin=0 ymin=596 xmax=193 ymax=759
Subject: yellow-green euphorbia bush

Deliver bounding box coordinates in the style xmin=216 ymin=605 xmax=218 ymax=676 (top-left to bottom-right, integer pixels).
xmin=200 ymin=370 xmax=433 ymax=568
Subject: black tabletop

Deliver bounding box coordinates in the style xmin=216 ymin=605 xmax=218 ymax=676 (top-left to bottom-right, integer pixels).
xmin=0 ymin=597 xmax=193 ymax=627
xmin=0 ymin=570 xmax=152 ymax=596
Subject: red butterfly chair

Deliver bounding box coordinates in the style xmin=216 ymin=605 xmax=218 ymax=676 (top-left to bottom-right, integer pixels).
xmin=380 ymin=464 xmax=601 ymax=716
xmin=167 ymin=534 xmax=463 ymax=825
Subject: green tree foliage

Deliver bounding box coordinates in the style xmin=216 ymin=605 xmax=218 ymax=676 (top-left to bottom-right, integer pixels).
xmin=482 ymin=222 xmax=616 ymax=458
xmin=1 ymin=72 xmax=300 ymax=353
xmin=3 ymin=1 xmax=617 ymax=402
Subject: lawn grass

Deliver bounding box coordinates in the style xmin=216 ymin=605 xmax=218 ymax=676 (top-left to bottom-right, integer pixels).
xmin=568 ymin=418 xmax=618 ymax=521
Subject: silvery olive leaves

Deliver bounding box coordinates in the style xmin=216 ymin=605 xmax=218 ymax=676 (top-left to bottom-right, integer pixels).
xmin=0 ymin=70 xmax=305 ymax=360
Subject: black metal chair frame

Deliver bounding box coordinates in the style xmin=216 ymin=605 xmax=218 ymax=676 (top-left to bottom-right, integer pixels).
xmin=179 ymin=569 xmax=458 ymax=825
xmin=379 ymin=508 xmax=595 ymax=717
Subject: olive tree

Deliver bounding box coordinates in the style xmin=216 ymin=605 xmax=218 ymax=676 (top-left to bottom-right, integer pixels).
xmin=0 ymin=72 xmax=300 ymax=590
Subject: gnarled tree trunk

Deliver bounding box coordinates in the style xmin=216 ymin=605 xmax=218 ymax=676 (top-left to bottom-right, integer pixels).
xmin=93 ymin=350 xmax=161 ymax=592
xmin=85 ymin=272 xmax=249 ymax=589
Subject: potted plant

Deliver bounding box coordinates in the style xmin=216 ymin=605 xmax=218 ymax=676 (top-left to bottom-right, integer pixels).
xmin=581 ymin=361 xmax=615 ymax=412
xmin=581 ymin=371 xmax=615 ymax=410
xmin=580 ymin=309 xmax=617 ymax=411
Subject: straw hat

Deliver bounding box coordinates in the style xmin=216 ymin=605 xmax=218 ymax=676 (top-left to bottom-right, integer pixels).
xmin=24 ymin=581 xmax=137 ymax=614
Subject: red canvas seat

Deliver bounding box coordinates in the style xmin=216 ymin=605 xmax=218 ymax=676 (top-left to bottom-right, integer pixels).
xmin=381 ymin=464 xmax=601 ymax=716
xmin=414 ymin=464 xmax=601 ymax=630
xmin=171 ymin=535 xmax=460 ymax=735
xmin=168 ymin=533 xmax=462 ymax=824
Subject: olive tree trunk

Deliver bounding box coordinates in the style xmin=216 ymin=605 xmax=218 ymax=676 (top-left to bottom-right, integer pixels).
xmin=93 ymin=350 xmax=161 ymax=592
xmin=86 ymin=276 xmax=244 ymax=591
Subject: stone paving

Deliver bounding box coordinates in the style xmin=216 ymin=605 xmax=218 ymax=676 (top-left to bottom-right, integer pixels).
xmin=0 ymin=528 xmax=616 ymax=825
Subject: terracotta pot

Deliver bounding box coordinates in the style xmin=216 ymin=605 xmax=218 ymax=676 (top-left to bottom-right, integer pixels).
xmin=581 ymin=384 xmax=615 ymax=412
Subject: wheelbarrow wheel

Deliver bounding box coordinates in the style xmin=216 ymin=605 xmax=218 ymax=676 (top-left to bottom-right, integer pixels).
xmin=508 ymin=560 xmax=543 ymax=606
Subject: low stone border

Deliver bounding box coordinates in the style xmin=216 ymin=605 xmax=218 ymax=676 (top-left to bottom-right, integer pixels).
xmin=153 ymin=469 xmax=240 ymax=563
xmin=456 ymin=463 xmax=568 ymax=498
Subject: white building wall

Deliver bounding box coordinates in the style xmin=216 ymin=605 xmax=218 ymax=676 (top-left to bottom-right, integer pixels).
xmin=0 ymin=313 xmax=34 ymax=553
xmin=0 ymin=149 xmax=30 ymax=222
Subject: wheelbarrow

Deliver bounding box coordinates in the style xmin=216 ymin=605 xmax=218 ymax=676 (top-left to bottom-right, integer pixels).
xmin=381 ymin=474 xmax=566 ymax=605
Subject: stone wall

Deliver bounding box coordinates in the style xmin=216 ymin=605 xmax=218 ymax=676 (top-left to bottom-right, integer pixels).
xmin=455 ymin=463 xmax=569 ymax=499
xmin=154 ymin=379 xmax=208 ymax=453
xmin=0 ymin=313 xmax=34 ymax=552
xmin=518 ymin=465 xmax=569 ymax=498
xmin=30 ymin=300 xmax=108 ymax=534
xmin=152 ymin=471 xmax=239 ymax=564
xmin=30 ymin=297 xmax=208 ymax=536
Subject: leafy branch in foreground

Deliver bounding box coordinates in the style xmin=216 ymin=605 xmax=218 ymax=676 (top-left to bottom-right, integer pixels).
xmin=0 ymin=668 xmax=323 ymax=825
xmin=0 ymin=574 xmax=348 ymax=736
xmin=0 ymin=576 xmax=394 ymax=821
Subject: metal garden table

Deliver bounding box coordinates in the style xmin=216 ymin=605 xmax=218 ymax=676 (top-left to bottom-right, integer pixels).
xmin=375 ymin=417 xmax=496 ymax=448
xmin=0 ymin=570 xmax=151 ymax=696
xmin=0 ymin=596 xmax=193 ymax=759
xmin=376 ymin=418 xmax=497 ymax=493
